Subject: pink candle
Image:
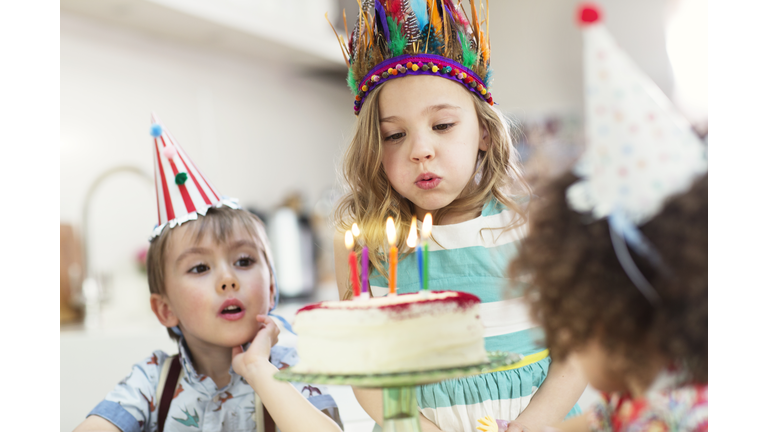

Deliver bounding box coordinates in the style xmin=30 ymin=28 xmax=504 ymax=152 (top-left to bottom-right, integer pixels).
xmin=349 ymin=250 xmax=360 ymax=297
xmin=345 ymin=230 xmax=360 ymax=297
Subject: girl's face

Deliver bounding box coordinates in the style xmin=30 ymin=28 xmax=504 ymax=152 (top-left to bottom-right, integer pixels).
xmin=378 ymin=75 xmax=488 ymax=221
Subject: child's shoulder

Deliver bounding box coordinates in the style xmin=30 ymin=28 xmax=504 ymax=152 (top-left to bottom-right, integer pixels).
xmin=269 ymin=344 xmax=299 ymax=371
xmin=481 ymin=194 xmax=531 ymax=217
xmin=90 ymin=349 xmax=175 ymax=429
xmin=122 ymin=349 xmax=174 ymax=387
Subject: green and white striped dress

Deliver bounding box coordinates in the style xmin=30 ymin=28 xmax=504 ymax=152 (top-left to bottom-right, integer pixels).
xmin=368 ymin=198 xmax=580 ymax=431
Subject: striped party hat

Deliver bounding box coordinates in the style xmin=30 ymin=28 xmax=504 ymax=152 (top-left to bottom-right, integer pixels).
xmin=149 ymin=113 xmax=239 ymax=239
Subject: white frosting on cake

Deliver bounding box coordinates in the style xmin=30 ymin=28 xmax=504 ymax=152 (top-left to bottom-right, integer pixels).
xmin=291 ymin=291 xmax=488 ymax=374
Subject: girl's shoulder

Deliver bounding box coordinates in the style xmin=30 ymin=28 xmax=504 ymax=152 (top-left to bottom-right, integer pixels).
xmin=481 ymin=194 xmax=532 ymax=217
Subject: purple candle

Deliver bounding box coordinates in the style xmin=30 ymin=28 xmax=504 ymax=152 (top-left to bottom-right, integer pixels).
xmin=361 ymin=246 xmax=369 ymax=293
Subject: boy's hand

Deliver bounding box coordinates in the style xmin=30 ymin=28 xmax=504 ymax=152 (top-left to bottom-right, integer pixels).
xmin=231 ymin=315 xmax=280 ymax=379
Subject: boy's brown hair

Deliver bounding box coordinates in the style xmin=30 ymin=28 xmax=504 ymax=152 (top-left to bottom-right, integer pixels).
xmin=146 ymin=206 xmax=275 ymax=341
xmin=509 ymin=172 xmax=708 ymax=383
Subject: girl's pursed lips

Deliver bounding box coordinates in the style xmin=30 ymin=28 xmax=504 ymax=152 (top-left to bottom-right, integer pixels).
xmin=415 ymin=172 xmax=440 ymax=182
xmin=415 ymin=172 xmax=442 ymax=190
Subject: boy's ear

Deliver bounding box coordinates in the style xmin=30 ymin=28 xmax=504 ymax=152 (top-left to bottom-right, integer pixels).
xmin=150 ymin=293 xmax=180 ymax=328
xmin=268 ymin=280 xmax=276 ymax=311
xmin=479 ymin=125 xmax=489 ymax=152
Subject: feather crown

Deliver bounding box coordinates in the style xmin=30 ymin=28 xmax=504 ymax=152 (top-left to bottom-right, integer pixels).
xmin=330 ymin=0 xmax=494 ymax=115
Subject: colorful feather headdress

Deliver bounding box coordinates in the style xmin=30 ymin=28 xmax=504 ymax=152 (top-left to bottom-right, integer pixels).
xmin=328 ymin=0 xmax=493 ymax=115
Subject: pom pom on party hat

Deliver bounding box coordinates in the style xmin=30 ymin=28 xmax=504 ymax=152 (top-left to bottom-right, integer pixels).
xmin=149 ymin=113 xmax=239 ymax=239
xmin=566 ymin=3 xmax=707 ymax=225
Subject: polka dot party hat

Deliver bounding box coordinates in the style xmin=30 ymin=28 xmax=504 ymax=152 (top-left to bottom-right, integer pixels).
xmin=567 ymin=4 xmax=707 ymax=226
xmin=149 ymin=113 xmax=239 ymax=240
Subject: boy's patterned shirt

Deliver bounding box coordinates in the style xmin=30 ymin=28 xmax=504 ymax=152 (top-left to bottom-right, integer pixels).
xmin=87 ymin=337 xmax=339 ymax=432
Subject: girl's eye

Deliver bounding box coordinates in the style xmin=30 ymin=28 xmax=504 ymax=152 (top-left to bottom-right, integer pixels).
xmin=236 ymin=256 xmax=255 ymax=267
xmin=384 ymin=132 xmax=405 ymax=141
xmin=189 ymin=264 xmax=209 ymax=274
xmin=433 ymin=123 xmax=454 ymax=131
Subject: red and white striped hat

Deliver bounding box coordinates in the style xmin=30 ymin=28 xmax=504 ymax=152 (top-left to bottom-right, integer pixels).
xmin=149 ymin=113 xmax=239 ymax=239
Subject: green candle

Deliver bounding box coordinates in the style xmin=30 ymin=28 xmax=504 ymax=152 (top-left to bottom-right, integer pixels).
xmin=422 ymin=214 xmax=432 ymax=291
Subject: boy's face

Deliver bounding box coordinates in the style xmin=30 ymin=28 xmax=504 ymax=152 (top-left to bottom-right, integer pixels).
xmin=155 ymin=221 xmax=274 ymax=349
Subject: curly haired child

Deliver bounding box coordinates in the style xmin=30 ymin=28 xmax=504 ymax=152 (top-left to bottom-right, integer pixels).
xmin=510 ymin=172 xmax=708 ymax=432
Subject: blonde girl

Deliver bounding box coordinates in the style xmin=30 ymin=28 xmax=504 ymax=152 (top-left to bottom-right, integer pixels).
xmin=330 ymin=2 xmax=587 ymax=431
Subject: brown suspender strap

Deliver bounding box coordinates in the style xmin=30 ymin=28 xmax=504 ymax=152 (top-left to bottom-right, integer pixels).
xmin=262 ymin=403 xmax=275 ymax=432
xmin=157 ymin=354 xmax=181 ymax=432
xmin=155 ymin=354 xmax=275 ymax=432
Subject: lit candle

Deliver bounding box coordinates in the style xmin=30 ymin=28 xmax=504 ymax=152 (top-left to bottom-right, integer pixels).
xmin=345 ymin=230 xmax=360 ymax=297
xmin=352 ymin=223 xmax=369 ymax=295
xmin=422 ymin=214 xmax=433 ymax=291
xmin=386 ymin=217 xmax=397 ymax=295
xmin=407 ymin=217 xmax=421 ymax=290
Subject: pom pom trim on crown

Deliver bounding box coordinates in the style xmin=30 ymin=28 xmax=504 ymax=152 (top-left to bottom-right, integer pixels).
xmin=336 ymin=0 xmax=494 ymax=115
xmin=577 ymin=3 xmax=602 ymax=25
xmin=353 ymin=54 xmax=492 ymax=115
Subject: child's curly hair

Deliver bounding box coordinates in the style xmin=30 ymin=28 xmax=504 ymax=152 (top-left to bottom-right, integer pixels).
xmin=509 ymin=172 xmax=707 ymax=383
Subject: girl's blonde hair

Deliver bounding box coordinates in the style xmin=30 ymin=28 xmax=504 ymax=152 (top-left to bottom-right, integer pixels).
xmin=335 ymin=84 xmax=531 ymax=298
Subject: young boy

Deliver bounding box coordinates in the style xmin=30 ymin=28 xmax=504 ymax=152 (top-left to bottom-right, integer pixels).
xmin=74 ymin=116 xmax=343 ymax=432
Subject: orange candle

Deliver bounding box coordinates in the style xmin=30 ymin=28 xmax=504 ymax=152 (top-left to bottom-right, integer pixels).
xmin=386 ymin=217 xmax=397 ymax=295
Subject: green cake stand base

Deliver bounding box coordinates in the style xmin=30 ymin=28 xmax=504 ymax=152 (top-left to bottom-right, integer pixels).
xmin=275 ymin=351 xmax=523 ymax=432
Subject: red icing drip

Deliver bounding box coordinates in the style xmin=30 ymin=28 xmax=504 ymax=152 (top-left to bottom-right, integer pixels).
xmin=296 ymin=290 xmax=480 ymax=314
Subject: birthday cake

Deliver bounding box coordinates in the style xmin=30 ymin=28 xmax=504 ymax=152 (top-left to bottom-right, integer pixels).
xmin=291 ymin=291 xmax=487 ymax=374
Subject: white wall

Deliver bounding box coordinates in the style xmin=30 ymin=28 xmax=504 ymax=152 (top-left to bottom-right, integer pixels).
xmin=484 ymin=0 xmax=676 ymax=118
xmin=61 ymin=0 xmax=681 ymax=273
xmin=61 ymin=11 xmax=355 ymax=274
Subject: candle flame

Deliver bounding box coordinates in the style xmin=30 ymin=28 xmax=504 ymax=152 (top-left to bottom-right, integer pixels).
xmin=422 ymin=213 xmax=433 ymax=240
xmin=352 ymin=223 xmax=360 ymax=237
xmin=386 ymin=217 xmax=396 ymax=246
xmin=345 ymin=230 xmax=354 ymax=250
xmin=406 ymin=217 xmax=418 ymax=248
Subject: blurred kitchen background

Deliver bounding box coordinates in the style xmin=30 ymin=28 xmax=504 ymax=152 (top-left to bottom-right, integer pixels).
xmin=60 ymin=0 xmax=706 ymax=431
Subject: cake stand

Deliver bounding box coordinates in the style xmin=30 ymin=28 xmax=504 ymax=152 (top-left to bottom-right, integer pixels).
xmin=275 ymin=351 xmax=523 ymax=432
